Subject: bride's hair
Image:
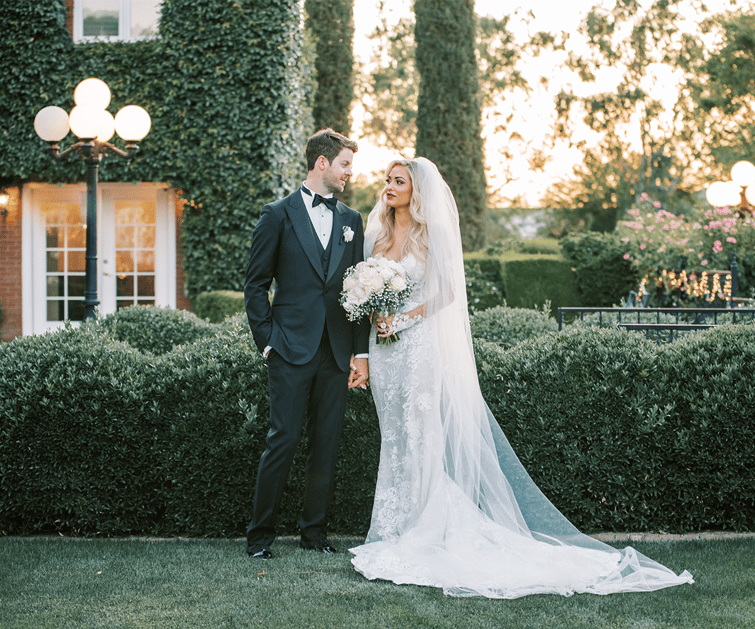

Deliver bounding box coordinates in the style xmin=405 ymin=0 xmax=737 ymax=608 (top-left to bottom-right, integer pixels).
xmin=372 ymin=159 xmax=429 ymax=264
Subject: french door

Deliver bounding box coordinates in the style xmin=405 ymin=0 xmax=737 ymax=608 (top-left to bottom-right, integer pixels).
xmin=23 ymin=183 xmax=175 ymax=335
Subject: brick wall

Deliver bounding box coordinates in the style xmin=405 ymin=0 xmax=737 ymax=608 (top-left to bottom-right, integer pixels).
xmin=174 ymin=192 xmax=192 ymax=312
xmin=0 ymin=188 xmax=23 ymax=341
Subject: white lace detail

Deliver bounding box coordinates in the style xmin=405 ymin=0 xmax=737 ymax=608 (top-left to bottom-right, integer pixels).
xmin=363 ymin=254 xmax=435 ymax=542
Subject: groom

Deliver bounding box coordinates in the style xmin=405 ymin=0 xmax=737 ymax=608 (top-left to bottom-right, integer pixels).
xmin=244 ymin=128 xmax=370 ymax=560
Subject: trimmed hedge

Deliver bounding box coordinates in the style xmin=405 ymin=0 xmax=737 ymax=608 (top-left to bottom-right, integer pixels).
xmin=193 ymin=291 xmax=246 ymax=324
xmin=97 ymin=305 xmax=216 ymax=354
xmin=464 ymin=252 xmax=579 ymax=316
xmin=476 ymin=325 xmax=755 ymax=532
xmin=1 ymin=308 xmax=754 ymax=536
xmin=469 ymin=304 xmax=557 ymax=349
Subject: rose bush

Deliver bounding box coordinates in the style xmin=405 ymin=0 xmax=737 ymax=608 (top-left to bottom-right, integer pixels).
xmin=616 ymin=193 xmax=755 ymax=302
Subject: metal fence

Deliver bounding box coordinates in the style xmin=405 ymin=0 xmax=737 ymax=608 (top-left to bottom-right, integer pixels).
xmin=558 ymin=307 xmax=755 ymax=343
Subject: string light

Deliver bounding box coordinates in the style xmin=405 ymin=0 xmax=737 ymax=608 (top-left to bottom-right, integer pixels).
xmin=640 ymin=269 xmax=733 ymax=305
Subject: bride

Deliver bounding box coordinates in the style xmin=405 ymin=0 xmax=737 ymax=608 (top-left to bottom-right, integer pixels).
xmin=349 ymin=157 xmax=693 ymax=598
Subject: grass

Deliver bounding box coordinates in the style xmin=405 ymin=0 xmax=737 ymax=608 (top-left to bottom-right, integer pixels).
xmin=1 ymin=536 xmax=754 ymax=628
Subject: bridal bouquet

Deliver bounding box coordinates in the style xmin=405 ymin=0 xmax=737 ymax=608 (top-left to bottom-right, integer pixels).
xmin=341 ymin=257 xmax=415 ymax=344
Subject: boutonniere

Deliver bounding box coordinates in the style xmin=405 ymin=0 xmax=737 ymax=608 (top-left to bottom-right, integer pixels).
xmin=342 ymin=226 xmax=354 ymax=243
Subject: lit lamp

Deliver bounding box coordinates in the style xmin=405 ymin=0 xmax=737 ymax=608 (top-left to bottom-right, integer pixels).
xmin=0 ymin=189 xmax=9 ymax=222
xmin=706 ymin=160 xmax=755 ymax=219
xmin=34 ymin=78 xmax=151 ymax=320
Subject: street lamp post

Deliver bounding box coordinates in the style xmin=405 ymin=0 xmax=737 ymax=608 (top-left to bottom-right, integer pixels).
xmin=34 ymin=78 xmax=151 ymax=320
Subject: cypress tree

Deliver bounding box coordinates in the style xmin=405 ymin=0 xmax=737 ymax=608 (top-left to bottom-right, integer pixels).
xmin=414 ymin=0 xmax=487 ymax=250
xmin=304 ymin=0 xmax=354 ymax=137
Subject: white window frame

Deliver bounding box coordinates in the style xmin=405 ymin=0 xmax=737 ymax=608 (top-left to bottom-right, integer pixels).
xmin=73 ymin=0 xmax=160 ymax=42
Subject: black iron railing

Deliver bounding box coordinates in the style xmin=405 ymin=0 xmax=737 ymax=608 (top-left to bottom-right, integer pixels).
xmin=558 ymin=307 xmax=755 ymax=343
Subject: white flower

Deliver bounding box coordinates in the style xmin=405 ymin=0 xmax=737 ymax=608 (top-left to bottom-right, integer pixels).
xmin=378 ymin=265 xmax=394 ymax=280
xmin=342 ymin=226 xmax=354 ymax=242
xmin=389 ymin=275 xmax=407 ymax=291
xmin=343 ymin=275 xmax=358 ymax=291
xmin=351 ymin=285 xmax=368 ymax=302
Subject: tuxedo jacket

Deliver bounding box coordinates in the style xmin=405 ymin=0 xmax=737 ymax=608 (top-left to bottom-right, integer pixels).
xmin=244 ymin=189 xmax=370 ymax=372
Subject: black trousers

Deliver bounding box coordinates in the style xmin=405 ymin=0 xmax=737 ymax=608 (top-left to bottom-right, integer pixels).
xmin=246 ymin=329 xmax=349 ymax=551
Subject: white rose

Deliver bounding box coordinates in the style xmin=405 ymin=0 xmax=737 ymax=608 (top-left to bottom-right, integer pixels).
xmin=390 ymin=275 xmax=407 ymax=291
xmin=366 ymin=275 xmax=385 ymax=292
xmin=343 ymin=275 xmax=358 ymax=291
xmin=351 ymin=285 xmax=368 ymax=302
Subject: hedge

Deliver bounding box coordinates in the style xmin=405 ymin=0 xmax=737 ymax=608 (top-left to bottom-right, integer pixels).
xmin=1 ymin=308 xmax=754 ymax=537
xmin=469 ymin=304 xmax=557 ymax=349
xmin=464 ymin=252 xmax=579 ymax=316
xmin=193 ymin=291 xmax=247 ymax=324
xmin=559 ymin=231 xmax=641 ymax=307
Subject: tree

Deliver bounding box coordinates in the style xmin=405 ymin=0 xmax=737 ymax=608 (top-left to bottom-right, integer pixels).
xmin=304 ymin=0 xmax=355 ymax=135
xmin=355 ymin=12 xmax=417 ymax=154
xmin=304 ymin=0 xmax=355 ymax=202
xmin=685 ymin=11 xmax=755 ymax=171
xmin=414 ymin=0 xmax=487 ymax=250
xmin=544 ymin=0 xmax=716 ymax=229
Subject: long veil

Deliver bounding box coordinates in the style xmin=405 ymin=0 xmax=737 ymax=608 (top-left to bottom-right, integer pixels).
xmin=360 ymin=157 xmax=692 ymax=597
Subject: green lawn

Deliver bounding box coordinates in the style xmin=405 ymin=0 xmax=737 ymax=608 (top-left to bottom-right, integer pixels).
xmin=1 ymin=536 xmax=754 ymax=628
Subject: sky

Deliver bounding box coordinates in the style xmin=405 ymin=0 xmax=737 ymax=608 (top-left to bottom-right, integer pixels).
xmin=350 ymin=0 xmax=742 ymax=206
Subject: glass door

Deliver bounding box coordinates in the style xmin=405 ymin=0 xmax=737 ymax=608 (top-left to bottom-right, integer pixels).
xmin=25 ymin=183 xmax=175 ymax=334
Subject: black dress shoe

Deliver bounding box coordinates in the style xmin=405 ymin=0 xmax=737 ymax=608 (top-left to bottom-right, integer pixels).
xmin=248 ymin=546 xmax=273 ymax=560
xmin=300 ymin=539 xmax=337 ymax=554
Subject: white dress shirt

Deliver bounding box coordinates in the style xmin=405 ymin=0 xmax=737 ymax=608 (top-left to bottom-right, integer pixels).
xmin=301 ymin=184 xmax=333 ymax=249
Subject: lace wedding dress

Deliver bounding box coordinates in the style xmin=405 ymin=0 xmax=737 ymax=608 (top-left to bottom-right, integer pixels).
xmin=350 ymin=158 xmax=693 ymax=599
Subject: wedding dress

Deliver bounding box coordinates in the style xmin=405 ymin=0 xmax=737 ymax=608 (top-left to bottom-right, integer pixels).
xmin=349 ymin=158 xmax=693 ymax=598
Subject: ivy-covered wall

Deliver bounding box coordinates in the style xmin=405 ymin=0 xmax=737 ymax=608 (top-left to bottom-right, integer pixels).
xmin=1 ymin=0 xmax=313 ymax=297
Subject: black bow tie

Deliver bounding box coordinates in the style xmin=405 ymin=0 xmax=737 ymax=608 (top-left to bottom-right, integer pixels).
xmin=303 ymin=186 xmax=338 ymax=211
xmin=313 ymin=193 xmax=338 ymax=211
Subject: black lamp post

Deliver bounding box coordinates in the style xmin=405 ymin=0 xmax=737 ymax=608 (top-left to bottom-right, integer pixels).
xmin=34 ymin=78 xmax=151 ymax=320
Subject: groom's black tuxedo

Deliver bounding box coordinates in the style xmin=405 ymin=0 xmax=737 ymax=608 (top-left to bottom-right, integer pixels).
xmin=245 ymin=189 xmax=369 ymax=371
xmin=244 ymin=188 xmax=369 ymax=551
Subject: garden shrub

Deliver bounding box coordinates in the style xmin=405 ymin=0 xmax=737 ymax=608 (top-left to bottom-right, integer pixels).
xmin=475 ymin=324 xmax=755 ymax=533
xmin=0 ymin=324 xmax=164 ymax=535
xmin=96 ymin=305 xmax=216 ymax=355
xmin=2 ymin=307 xmax=754 ymax=536
xmin=469 ymin=304 xmax=557 ymax=349
xmin=560 ymin=231 xmax=640 ymax=307
xmin=616 ymin=203 xmax=755 ymax=299
xmin=192 ymin=290 xmax=246 ymax=323
xmin=153 ymin=325 xmax=268 ymax=536
xmin=487 ymin=237 xmax=561 ymax=256
xmin=500 ymin=254 xmax=579 ymax=316
xmin=463 ymin=255 xmax=506 ymax=313
xmin=463 ymin=251 xmax=579 ymax=316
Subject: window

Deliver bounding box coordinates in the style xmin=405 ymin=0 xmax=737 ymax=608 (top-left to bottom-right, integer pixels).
xmin=74 ymin=0 xmax=160 ymax=41
xmin=42 ymin=201 xmax=87 ymax=322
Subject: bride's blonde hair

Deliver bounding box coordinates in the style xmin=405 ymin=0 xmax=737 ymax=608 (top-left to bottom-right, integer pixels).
xmin=372 ymin=159 xmax=429 ymax=264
